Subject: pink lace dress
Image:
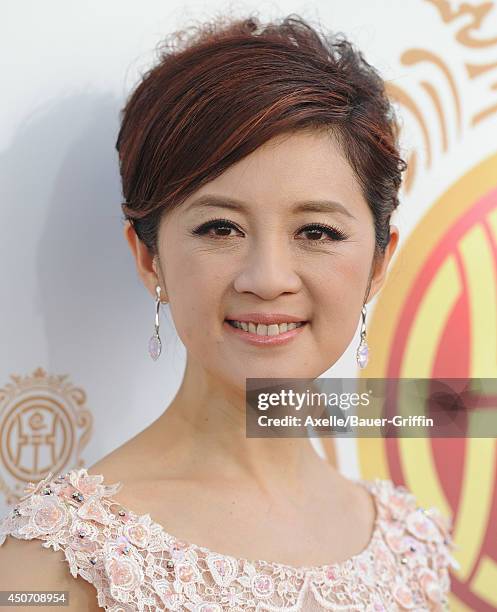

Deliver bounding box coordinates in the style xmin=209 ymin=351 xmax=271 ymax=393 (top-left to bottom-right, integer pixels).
xmin=0 ymin=468 xmax=458 ymax=611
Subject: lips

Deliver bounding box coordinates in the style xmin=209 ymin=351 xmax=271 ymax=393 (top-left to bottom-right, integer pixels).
xmin=224 ymin=312 xmax=307 ymax=325
xmin=226 ymin=320 xmax=305 ymax=332
xmin=223 ymin=318 xmax=307 ymax=345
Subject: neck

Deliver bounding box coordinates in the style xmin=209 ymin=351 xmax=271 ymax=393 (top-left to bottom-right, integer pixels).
xmin=150 ymin=355 xmax=332 ymax=499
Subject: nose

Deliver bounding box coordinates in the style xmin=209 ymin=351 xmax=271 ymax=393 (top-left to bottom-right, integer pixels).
xmin=232 ymin=234 xmax=302 ymax=299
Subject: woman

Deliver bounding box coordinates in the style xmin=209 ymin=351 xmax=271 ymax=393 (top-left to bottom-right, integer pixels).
xmin=0 ymin=14 xmax=457 ymax=610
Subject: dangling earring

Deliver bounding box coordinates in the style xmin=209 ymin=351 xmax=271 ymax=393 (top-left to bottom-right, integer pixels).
xmin=356 ymin=304 xmax=369 ymax=368
xmin=148 ymin=285 xmax=165 ymax=361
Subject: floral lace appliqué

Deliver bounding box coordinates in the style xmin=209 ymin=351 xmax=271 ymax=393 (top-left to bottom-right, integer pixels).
xmin=0 ymin=469 xmax=459 ymax=611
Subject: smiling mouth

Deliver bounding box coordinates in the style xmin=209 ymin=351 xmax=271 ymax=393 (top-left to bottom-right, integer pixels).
xmin=225 ymin=319 xmax=307 ymax=336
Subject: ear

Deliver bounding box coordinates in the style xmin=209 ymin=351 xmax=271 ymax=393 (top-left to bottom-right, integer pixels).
xmin=123 ymin=221 xmax=166 ymax=301
xmin=365 ymin=225 xmax=399 ymax=304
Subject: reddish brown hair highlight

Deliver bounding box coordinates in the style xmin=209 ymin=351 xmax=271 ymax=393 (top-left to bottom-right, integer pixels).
xmin=116 ymin=13 xmax=407 ymax=259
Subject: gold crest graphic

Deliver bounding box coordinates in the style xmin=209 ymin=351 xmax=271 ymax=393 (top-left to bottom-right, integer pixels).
xmin=0 ymin=367 xmax=92 ymax=506
xmin=385 ymin=0 xmax=497 ymax=194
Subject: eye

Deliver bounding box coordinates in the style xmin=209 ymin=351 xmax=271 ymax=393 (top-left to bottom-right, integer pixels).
xmin=191 ymin=219 xmax=349 ymax=241
xmin=191 ymin=218 xmax=242 ymax=238
xmin=298 ymin=223 xmax=349 ymax=242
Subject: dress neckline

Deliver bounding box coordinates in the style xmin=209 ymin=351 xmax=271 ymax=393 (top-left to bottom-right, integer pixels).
xmin=95 ymin=470 xmax=382 ymax=575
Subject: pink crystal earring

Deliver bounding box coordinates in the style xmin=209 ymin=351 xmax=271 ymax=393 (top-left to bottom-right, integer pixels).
xmin=356 ymin=304 xmax=369 ymax=368
xmin=148 ymin=285 xmax=166 ymax=361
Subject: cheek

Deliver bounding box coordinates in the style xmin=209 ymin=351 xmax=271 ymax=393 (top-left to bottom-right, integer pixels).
xmin=311 ymin=254 xmax=369 ymax=333
xmin=165 ymin=256 xmax=224 ymax=342
xmin=315 ymin=251 xmax=368 ymax=294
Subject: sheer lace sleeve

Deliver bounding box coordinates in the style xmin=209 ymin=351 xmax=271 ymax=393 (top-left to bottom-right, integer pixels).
xmin=0 ymin=468 xmax=130 ymax=611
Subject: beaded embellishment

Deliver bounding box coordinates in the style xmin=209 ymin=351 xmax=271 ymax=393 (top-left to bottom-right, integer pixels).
xmin=0 ymin=468 xmax=459 ymax=611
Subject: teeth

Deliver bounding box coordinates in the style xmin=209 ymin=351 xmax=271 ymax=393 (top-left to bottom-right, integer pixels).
xmin=229 ymin=320 xmax=304 ymax=336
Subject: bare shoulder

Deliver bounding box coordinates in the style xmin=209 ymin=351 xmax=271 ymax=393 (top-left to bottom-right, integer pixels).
xmin=88 ymin=440 xmax=146 ymax=488
xmin=87 ymin=439 xmax=156 ymax=512
xmin=87 ymin=420 xmax=174 ymax=501
xmin=0 ymin=535 xmax=101 ymax=611
xmin=88 ymin=422 xmax=161 ymax=484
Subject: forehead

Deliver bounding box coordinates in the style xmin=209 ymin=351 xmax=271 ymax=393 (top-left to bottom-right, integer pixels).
xmin=175 ymin=129 xmax=368 ymax=220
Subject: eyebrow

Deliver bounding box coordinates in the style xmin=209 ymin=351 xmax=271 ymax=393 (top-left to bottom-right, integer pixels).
xmin=185 ymin=194 xmax=356 ymax=220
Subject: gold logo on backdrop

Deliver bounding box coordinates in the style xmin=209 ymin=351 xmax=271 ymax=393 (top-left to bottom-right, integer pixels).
xmin=0 ymin=367 xmax=92 ymax=506
xmin=385 ymin=0 xmax=497 ymax=194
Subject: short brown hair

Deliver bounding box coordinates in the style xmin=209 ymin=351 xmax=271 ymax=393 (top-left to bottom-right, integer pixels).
xmin=116 ymin=13 xmax=407 ymax=258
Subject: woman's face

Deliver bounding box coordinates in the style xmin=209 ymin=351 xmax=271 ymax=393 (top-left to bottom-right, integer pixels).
xmin=150 ymin=130 xmax=398 ymax=387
